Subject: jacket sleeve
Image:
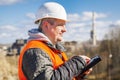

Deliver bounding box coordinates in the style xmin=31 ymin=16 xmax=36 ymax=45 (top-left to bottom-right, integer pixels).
xmin=22 ymin=48 xmax=86 ymax=80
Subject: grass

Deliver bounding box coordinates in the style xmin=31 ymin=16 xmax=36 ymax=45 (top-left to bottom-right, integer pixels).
xmin=0 ymin=54 xmax=18 ymax=80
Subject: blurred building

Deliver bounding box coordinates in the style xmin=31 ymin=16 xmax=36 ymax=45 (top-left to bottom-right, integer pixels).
xmin=7 ymin=39 xmax=27 ymax=56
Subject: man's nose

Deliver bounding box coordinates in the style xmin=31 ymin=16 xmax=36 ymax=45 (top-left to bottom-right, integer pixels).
xmin=62 ymin=25 xmax=67 ymax=33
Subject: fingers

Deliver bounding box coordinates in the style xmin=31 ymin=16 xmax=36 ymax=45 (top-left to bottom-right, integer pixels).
xmin=84 ymin=68 xmax=93 ymax=75
xmin=79 ymin=55 xmax=92 ymax=75
xmin=79 ymin=55 xmax=91 ymax=64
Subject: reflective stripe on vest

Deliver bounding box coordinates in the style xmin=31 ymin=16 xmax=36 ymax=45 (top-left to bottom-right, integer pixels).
xmin=18 ymin=40 xmax=68 ymax=80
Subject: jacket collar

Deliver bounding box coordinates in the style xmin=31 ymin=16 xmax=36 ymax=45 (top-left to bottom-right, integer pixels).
xmin=45 ymin=42 xmax=66 ymax=53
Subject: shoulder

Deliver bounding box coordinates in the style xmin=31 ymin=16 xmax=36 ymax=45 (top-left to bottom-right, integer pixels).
xmin=23 ymin=48 xmax=52 ymax=64
xmin=22 ymin=48 xmax=53 ymax=79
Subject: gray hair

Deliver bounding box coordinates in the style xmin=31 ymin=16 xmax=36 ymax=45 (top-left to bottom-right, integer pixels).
xmin=38 ymin=18 xmax=56 ymax=31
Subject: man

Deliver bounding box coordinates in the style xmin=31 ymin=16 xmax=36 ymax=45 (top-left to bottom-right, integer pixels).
xmin=18 ymin=2 xmax=92 ymax=80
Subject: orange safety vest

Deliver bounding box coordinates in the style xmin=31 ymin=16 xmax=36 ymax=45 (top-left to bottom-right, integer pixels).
xmin=18 ymin=40 xmax=69 ymax=80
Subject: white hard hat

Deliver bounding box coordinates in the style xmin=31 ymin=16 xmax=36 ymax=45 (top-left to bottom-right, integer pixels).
xmin=35 ymin=2 xmax=67 ymax=24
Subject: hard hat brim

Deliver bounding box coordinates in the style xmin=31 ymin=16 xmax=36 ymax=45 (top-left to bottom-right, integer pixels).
xmin=34 ymin=17 xmax=69 ymax=24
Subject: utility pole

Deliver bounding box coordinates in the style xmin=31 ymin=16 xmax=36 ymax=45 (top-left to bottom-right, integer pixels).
xmin=90 ymin=12 xmax=97 ymax=46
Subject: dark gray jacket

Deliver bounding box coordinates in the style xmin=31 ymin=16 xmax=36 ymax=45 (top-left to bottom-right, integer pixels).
xmin=22 ymin=42 xmax=86 ymax=80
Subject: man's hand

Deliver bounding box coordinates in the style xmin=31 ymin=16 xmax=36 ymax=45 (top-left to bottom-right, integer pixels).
xmin=79 ymin=55 xmax=93 ymax=75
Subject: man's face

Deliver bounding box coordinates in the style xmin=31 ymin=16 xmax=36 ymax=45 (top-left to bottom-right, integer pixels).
xmin=45 ymin=19 xmax=66 ymax=44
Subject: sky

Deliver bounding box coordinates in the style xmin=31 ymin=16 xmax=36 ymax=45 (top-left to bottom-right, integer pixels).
xmin=0 ymin=0 xmax=120 ymax=44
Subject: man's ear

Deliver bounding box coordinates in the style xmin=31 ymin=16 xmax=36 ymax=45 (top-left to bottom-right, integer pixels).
xmin=43 ymin=21 xmax=49 ymax=29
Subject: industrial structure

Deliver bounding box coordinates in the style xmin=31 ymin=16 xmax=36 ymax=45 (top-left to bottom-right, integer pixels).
xmin=90 ymin=12 xmax=97 ymax=46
